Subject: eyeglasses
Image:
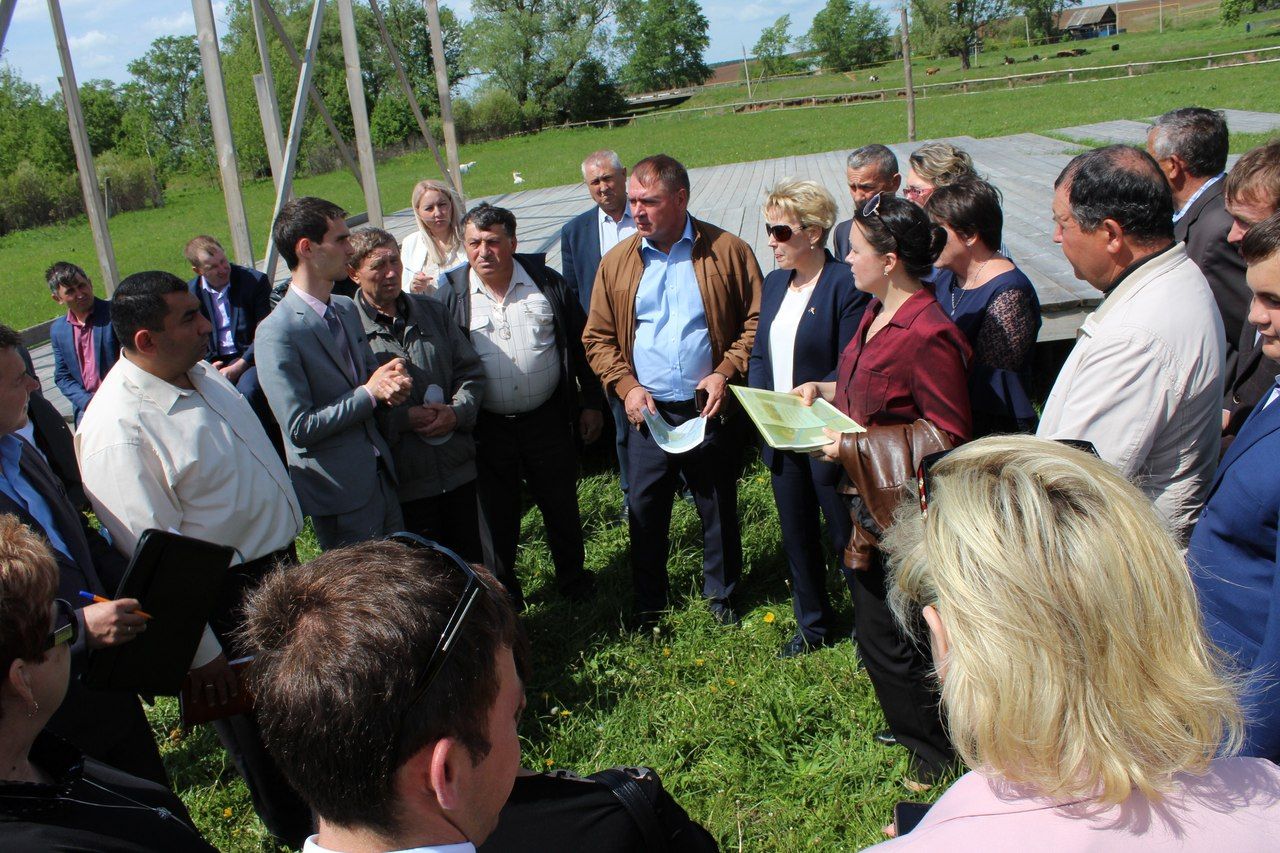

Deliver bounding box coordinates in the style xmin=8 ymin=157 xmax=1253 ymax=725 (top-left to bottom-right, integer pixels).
xmin=45 ymin=598 xmax=78 ymax=651
xmin=902 ymin=186 xmax=931 ymax=201
xmin=389 ymin=532 xmax=492 ymax=721
xmin=860 ymin=192 xmax=883 ymax=218
xmin=916 ymin=440 xmax=1100 ymax=516
xmin=765 ymin=223 xmax=806 ymax=242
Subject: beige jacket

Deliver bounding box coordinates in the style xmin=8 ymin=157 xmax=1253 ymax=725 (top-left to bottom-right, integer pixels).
xmin=582 ymin=217 xmax=762 ymax=400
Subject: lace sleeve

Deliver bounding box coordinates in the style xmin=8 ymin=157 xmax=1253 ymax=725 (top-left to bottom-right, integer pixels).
xmin=975 ymin=288 xmax=1036 ymax=371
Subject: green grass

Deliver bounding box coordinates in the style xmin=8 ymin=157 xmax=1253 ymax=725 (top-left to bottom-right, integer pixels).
xmin=1 ymin=18 xmax=1278 ymax=331
xmin=150 ymin=456 xmax=940 ymax=851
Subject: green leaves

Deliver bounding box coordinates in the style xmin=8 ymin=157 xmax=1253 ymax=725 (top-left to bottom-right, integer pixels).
xmin=807 ymin=0 xmax=892 ymax=73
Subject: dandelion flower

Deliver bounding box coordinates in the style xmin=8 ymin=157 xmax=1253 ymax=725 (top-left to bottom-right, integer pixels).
xmin=695 ymin=658 xmax=705 ymax=666
xmin=223 ymin=807 xmax=232 ymax=818
xmin=560 ymin=709 xmax=571 ymax=717
xmin=545 ymin=758 xmax=555 ymax=767
xmin=763 ymin=612 xmax=776 ymax=624
xmin=726 ymin=678 xmax=737 ymax=686
xmin=662 ymin=646 xmax=672 ymax=657
xmin=709 ymin=684 xmax=719 ymax=693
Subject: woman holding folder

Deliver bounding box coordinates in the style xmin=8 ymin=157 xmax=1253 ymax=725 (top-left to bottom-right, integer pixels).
xmin=795 ymin=193 xmax=970 ymax=789
xmin=748 ymin=179 xmax=868 ymax=659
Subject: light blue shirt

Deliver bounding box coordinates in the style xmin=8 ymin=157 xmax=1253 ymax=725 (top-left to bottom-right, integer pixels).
xmin=632 ymin=217 xmax=712 ymax=402
xmin=1173 ymin=173 xmax=1225 ymax=223
xmin=201 ymin=278 xmax=237 ymax=355
xmin=0 ymin=434 xmax=72 ymax=560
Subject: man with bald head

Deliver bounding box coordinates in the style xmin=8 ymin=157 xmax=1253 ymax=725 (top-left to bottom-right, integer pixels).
xmin=1040 ymin=145 xmax=1224 ymax=538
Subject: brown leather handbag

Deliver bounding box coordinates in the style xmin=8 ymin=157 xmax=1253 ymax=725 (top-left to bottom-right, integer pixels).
xmin=837 ymin=419 xmax=953 ymax=571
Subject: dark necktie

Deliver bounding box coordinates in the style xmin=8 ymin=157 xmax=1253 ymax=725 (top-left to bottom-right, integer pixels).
xmin=323 ymin=305 xmax=357 ymax=383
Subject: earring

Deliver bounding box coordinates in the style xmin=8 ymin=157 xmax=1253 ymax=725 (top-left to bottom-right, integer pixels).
xmin=883 ymin=267 xmax=891 ymax=277
xmin=27 ymin=700 xmax=39 ymax=718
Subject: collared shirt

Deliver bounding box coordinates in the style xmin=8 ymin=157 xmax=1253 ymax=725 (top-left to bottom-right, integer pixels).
xmin=76 ymin=353 xmax=304 ymax=668
xmin=598 ymin=202 xmax=636 ymax=256
xmin=357 ymin=291 xmax=409 ymax=347
xmin=467 ymin=262 xmax=560 ymax=415
xmin=1174 ymin=172 xmax=1225 ymax=223
xmin=292 ymin=285 xmax=369 ymax=402
xmin=632 ymin=217 xmax=713 ymax=402
xmin=201 ymin=278 xmax=237 ymax=356
xmin=0 ymin=434 xmax=72 ymax=560
xmin=66 ymin=309 xmax=101 ymax=392
xmin=1099 ymin=243 xmax=1177 ymax=300
xmin=303 ymin=837 xmax=473 ymax=853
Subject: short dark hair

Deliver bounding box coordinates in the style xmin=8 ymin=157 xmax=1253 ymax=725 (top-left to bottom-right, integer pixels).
xmin=0 ymin=323 xmax=20 ymax=352
xmin=632 ymin=154 xmax=690 ymax=196
xmin=854 ymin=193 xmax=947 ymax=279
xmin=462 ymin=202 xmax=517 ymax=238
xmin=272 ymin=197 xmax=347 ymax=270
xmin=347 ymin=227 xmax=400 ymax=270
xmin=847 ymin=144 xmax=899 ymax=181
xmin=1225 ymin=139 xmax=1280 ymax=210
xmin=1149 ymin=108 xmax=1229 ymax=178
xmin=1055 ymin=145 xmax=1174 ymax=244
xmin=1241 ymin=212 xmax=1280 ymax=266
xmin=240 ymin=540 xmax=527 ymax=834
xmin=925 ymin=178 xmax=1004 ymax=252
xmin=110 ymin=271 xmax=188 ymax=351
xmin=45 ymin=261 xmax=89 ymax=296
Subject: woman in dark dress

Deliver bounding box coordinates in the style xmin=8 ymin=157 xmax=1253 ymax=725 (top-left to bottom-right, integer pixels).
xmin=796 ymin=193 xmax=971 ymax=788
xmin=927 ymin=179 xmax=1041 ymax=436
xmin=748 ymin=179 xmax=869 ymax=658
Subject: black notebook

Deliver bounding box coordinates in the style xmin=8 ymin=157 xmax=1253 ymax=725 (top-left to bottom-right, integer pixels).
xmin=86 ymin=529 xmax=235 ymax=694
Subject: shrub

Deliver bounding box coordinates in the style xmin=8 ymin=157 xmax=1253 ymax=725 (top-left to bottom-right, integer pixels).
xmin=0 ymin=161 xmax=80 ymax=235
xmin=97 ymin=152 xmax=165 ymax=216
xmin=469 ymin=89 xmax=522 ymax=141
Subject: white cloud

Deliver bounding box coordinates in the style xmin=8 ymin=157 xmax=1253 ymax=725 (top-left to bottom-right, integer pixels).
xmin=144 ymin=11 xmax=194 ymax=35
xmin=68 ymin=29 xmax=108 ymax=51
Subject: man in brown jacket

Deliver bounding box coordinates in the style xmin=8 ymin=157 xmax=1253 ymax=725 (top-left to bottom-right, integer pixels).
xmin=583 ymin=154 xmax=761 ymax=627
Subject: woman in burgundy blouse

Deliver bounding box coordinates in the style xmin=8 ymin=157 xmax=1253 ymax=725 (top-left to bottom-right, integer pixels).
xmin=796 ymin=192 xmax=971 ymax=787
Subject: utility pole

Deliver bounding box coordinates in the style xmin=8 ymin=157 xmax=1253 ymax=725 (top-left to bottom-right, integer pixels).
xmin=901 ymin=6 xmax=916 ymax=142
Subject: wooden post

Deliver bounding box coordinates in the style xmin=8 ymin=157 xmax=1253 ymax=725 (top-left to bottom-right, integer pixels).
xmin=47 ymin=0 xmax=118 ymax=292
xmin=264 ymin=0 xmax=327 ymax=281
xmin=193 ymin=0 xmax=254 ymax=266
xmin=422 ymin=0 xmax=461 ymax=189
xmin=900 ymin=6 xmax=916 ymax=142
xmin=259 ymin=0 xmax=364 ymax=189
xmin=249 ymin=0 xmax=286 ymax=195
xmin=741 ymin=44 xmax=753 ymax=100
xmin=0 ymin=0 xmax=18 ymax=54
xmin=367 ymin=0 xmax=455 ymax=192
xmin=336 ymin=0 xmax=383 ymax=227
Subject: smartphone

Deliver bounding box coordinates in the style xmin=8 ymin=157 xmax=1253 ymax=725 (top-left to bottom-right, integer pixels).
xmin=695 ymin=388 xmax=709 ymax=411
xmin=893 ymin=801 xmax=931 ymax=836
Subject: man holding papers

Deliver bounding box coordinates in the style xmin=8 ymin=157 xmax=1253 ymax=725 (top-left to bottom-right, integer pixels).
xmin=583 ymin=154 xmax=761 ymax=628
xmin=77 ymin=271 xmax=311 ymax=847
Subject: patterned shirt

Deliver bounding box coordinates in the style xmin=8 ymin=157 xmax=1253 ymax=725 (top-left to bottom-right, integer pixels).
xmin=468 ymin=261 xmax=560 ymax=415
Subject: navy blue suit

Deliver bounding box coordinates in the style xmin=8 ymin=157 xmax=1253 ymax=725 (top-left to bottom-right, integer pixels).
xmin=748 ymin=253 xmax=868 ymax=644
xmin=561 ymin=205 xmax=633 ymax=497
xmin=1188 ymin=386 xmax=1280 ymax=761
xmin=50 ymin=299 xmax=118 ymax=425
xmin=189 ymin=264 xmax=273 ymax=425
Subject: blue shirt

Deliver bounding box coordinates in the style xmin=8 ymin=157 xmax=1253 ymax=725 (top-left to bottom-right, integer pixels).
xmin=0 ymin=434 xmax=72 ymax=560
xmin=632 ymin=217 xmax=713 ymax=401
xmin=201 ymin=279 xmax=237 ymax=356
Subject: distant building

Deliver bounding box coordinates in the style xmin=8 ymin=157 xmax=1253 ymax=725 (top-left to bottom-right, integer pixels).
xmin=1060 ymin=4 xmax=1119 ymax=39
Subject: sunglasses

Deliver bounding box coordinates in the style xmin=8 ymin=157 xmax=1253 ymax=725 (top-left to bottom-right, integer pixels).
xmin=388 ymin=532 xmax=492 ymax=723
xmin=860 ymin=192 xmax=884 ymax=218
xmin=902 ymin=186 xmax=931 ymax=201
xmin=765 ymin=223 xmax=807 ymax=242
xmin=45 ymin=598 xmax=78 ymax=651
xmin=916 ymin=439 xmax=1101 ymax=515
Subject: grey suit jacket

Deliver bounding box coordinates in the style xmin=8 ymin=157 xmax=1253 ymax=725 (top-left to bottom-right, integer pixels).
xmin=255 ymin=288 xmax=394 ymax=518
xmin=1177 ymin=178 xmax=1249 ymax=376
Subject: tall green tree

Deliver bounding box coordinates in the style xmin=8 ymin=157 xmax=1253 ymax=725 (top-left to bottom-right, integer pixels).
xmin=806 ymin=0 xmax=891 ymax=72
xmin=616 ymin=0 xmax=711 ymax=93
xmin=753 ymin=15 xmax=799 ymax=79
xmin=910 ymin=0 xmax=1009 ymax=70
xmin=465 ymin=0 xmax=613 ymax=127
xmin=78 ymin=80 xmax=124 ymax=154
xmin=125 ymin=35 xmax=207 ymax=167
xmin=1010 ymin=0 xmax=1081 ymax=39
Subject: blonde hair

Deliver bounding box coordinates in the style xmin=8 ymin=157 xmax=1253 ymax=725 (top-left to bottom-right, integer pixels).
xmin=763 ymin=178 xmax=838 ymax=245
xmin=908 ymin=142 xmax=977 ymax=189
xmin=410 ymin=179 xmax=464 ymax=266
xmin=881 ymin=435 xmax=1243 ymax=805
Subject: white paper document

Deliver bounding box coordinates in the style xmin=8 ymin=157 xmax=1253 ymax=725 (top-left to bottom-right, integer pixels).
xmin=642 ymin=408 xmax=707 ymax=454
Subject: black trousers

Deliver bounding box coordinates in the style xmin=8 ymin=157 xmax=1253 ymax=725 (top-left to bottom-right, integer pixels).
xmin=851 ymin=550 xmax=955 ymax=783
xmin=209 ymin=548 xmax=313 ymax=848
xmin=770 ymin=449 xmax=852 ymax=644
xmin=627 ymin=400 xmax=742 ymax=615
xmin=401 ymin=480 xmax=483 ymax=563
xmin=475 ymin=399 xmax=587 ymax=604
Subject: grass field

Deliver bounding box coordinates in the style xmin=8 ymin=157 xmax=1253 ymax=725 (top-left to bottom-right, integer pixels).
xmin=3 ymin=14 xmax=1279 ymax=331
xmin=149 ymin=457 xmax=926 ymax=851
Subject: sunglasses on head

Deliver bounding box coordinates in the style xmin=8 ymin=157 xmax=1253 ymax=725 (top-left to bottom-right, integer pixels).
xmin=765 ymin=223 xmax=808 ymax=242
xmin=45 ymin=598 xmax=78 ymax=651
xmin=388 ymin=532 xmax=494 ymax=723
xmin=916 ymin=439 xmax=1101 ymax=516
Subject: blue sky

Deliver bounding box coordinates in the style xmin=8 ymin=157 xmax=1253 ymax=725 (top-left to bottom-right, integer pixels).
xmin=1 ymin=0 xmax=859 ymax=94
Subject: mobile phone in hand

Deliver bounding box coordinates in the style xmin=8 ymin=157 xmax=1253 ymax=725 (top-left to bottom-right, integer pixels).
xmin=893 ymin=801 xmax=931 ymax=836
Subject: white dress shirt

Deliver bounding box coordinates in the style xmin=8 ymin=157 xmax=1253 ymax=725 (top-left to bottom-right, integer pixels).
xmin=768 ymin=282 xmax=816 ymax=392
xmin=304 ymin=837 xmax=473 ymax=853
xmin=76 ymin=353 xmax=304 ymax=667
xmin=1038 ymin=244 xmax=1224 ymax=537
xmin=468 ymin=262 xmax=561 ymax=415
xmin=598 ymin=202 xmax=636 ymax=256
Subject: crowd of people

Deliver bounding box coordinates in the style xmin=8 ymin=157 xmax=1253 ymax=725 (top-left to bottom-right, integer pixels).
xmin=2 ymin=105 xmax=1280 ymax=850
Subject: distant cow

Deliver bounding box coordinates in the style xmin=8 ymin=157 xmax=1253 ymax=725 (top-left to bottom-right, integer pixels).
xmin=1031 ymin=54 xmax=1042 ymax=61
xmin=869 ymin=74 xmax=880 ymax=82
xmin=1111 ymin=43 xmax=1120 ymax=51
xmin=925 ymin=66 xmax=941 ymax=76
xmin=1003 ymin=55 xmax=1016 ymax=65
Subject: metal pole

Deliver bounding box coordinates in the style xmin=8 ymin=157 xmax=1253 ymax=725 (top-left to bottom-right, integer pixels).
xmin=367 ymin=0 xmax=455 ymax=193
xmin=249 ymin=0 xmax=286 ymax=194
xmin=336 ymin=0 xmax=382 ymax=226
xmin=47 ymin=0 xmax=118 ymax=292
xmin=264 ymin=0 xmax=327 ymax=281
xmin=1159 ymin=0 xmax=1164 ymax=33
xmin=193 ymin=0 xmax=254 ymax=266
xmin=901 ymin=6 xmax=916 ymax=142
xmin=258 ymin=0 xmax=364 ymax=188
xmin=0 ymin=0 xmax=18 ymax=54
xmin=741 ymin=44 xmax=753 ymax=100
xmin=422 ymin=0 xmax=461 ymax=189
